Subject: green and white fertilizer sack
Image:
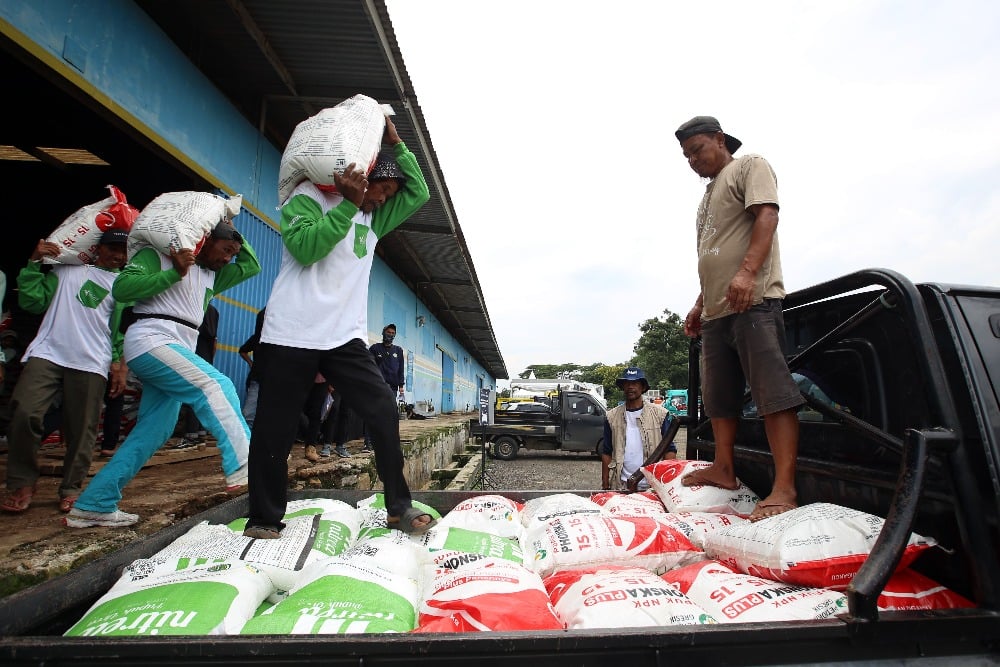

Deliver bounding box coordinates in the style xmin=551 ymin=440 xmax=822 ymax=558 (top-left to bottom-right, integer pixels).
xmin=64 ymin=558 xmax=271 ymax=636
xmin=543 ymin=566 xmax=717 ymax=629
xmin=240 ymin=535 xmax=424 ymax=634
xmin=127 ymin=191 xmax=242 ymax=259
xmin=416 ymin=525 xmax=525 ymax=568
xmin=663 ymin=560 xmax=848 ymax=623
xmin=355 ymin=493 xmax=441 ymax=540
xmin=702 ymin=502 xmax=938 ymax=589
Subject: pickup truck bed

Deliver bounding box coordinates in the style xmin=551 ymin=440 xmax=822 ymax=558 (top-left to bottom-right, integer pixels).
xmin=1 ymin=269 xmax=999 ymax=665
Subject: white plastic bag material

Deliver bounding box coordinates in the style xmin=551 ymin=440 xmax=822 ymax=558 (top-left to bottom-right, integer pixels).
xmin=64 ymin=558 xmax=272 ymax=636
xmin=544 ymin=566 xmax=717 ymax=629
xmin=277 ymin=94 xmax=386 ymax=203
xmin=417 ymin=525 xmax=525 ymax=568
xmin=663 ymin=560 xmax=848 ymax=623
xmin=702 ymin=502 xmax=938 ymax=589
xmin=521 ymin=514 xmax=704 ymax=578
xmin=643 ymin=459 xmax=759 ymax=515
xmin=45 ymin=184 xmax=138 ymax=265
xmin=592 ymin=491 xmax=669 ymax=519
xmin=128 ymin=191 xmax=242 ymax=259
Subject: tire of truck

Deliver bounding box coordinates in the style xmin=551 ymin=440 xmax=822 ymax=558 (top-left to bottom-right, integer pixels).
xmin=492 ymin=436 xmax=519 ymax=460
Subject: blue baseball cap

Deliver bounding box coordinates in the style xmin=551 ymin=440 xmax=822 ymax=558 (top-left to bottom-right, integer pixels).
xmin=616 ymin=367 xmax=649 ymax=391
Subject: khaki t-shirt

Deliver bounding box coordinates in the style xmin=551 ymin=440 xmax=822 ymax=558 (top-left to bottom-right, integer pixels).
xmin=696 ymin=154 xmax=785 ymax=321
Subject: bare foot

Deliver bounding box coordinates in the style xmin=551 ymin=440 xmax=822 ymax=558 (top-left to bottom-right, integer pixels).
xmin=749 ymin=490 xmax=798 ymax=522
xmin=681 ymin=465 xmax=739 ymax=490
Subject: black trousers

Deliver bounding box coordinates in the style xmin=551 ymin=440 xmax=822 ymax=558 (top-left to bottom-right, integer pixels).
xmin=247 ymin=338 xmax=412 ymax=527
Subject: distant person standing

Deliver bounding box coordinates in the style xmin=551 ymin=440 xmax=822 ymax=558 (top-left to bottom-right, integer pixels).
xmin=675 ymin=115 xmax=803 ymax=521
xmin=601 ymin=367 xmax=676 ymax=492
xmin=238 ymin=307 xmax=266 ymax=429
xmin=244 ymin=116 xmax=433 ymax=539
xmin=365 ymin=323 xmax=405 ymax=451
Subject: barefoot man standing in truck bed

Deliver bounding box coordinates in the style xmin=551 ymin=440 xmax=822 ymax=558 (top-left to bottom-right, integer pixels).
xmin=675 ymin=115 xmax=804 ymax=522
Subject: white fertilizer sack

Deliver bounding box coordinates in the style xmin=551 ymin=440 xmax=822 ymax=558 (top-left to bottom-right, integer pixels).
xmin=277 ymin=94 xmax=386 ymax=203
xmin=643 ymin=460 xmax=759 ymax=515
xmin=653 ymin=511 xmax=749 ymax=549
xmin=521 ymin=493 xmax=603 ymax=531
xmin=544 ymin=566 xmax=716 ymax=629
xmin=592 ymin=491 xmax=669 ymax=519
xmin=663 ymin=560 xmax=848 ymax=623
xmin=45 ymin=185 xmax=138 ymax=265
xmin=128 ymin=191 xmax=241 ymax=258
xmin=417 ymin=525 xmax=524 ymax=568
xmin=521 ymin=514 xmax=703 ymax=578
xmin=434 ymin=494 xmax=524 ymax=539
xmin=64 ymin=558 xmax=272 ymax=636
xmin=702 ymin=503 xmax=938 ymax=589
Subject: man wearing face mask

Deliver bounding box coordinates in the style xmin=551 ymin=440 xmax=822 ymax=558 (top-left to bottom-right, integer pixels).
xmin=364 ymin=323 xmax=405 ymax=451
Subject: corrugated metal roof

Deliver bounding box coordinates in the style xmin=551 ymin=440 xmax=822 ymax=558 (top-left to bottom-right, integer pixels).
xmin=135 ymin=0 xmax=508 ymax=379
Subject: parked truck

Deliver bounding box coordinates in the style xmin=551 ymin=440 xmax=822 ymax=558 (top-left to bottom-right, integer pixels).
xmin=470 ymin=389 xmax=606 ymax=460
xmin=1 ymin=268 xmax=999 ymax=664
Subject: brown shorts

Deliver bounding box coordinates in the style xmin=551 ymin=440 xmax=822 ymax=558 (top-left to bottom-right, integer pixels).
xmin=700 ymin=299 xmax=804 ymax=418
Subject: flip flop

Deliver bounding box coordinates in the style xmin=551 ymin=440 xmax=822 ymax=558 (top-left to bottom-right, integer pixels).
xmin=681 ymin=469 xmax=740 ymax=491
xmin=1 ymin=486 xmax=36 ymax=514
xmin=59 ymin=496 xmax=78 ymax=513
xmin=387 ymin=506 xmax=435 ymax=535
xmin=749 ymin=501 xmax=798 ymax=522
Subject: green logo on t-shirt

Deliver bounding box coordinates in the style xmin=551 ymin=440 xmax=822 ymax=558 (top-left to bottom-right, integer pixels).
xmin=353 ymin=223 xmax=370 ymax=259
xmin=76 ymin=280 xmax=110 ymax=309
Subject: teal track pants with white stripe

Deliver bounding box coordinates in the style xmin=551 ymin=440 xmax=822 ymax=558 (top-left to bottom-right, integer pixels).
xmin=74 ymin=344 xmax=250 ymax=514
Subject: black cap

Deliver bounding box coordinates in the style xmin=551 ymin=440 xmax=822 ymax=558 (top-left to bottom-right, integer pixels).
xmin=675 ymin=116 xmax=742 ymax=154
xmin=210 ymin=222 xmax=243 ymax=244
xmin=368 ymin=148 xmax=406 ymax=185
xmin=99 ymin=229 xmax=129 ymax=245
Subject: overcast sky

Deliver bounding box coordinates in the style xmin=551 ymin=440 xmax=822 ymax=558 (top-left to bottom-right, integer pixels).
xmin=385 ymin=0 xmax=1000 ymax=382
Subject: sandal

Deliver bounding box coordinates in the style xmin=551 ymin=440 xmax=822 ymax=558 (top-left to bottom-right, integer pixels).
xmin=1 ymin=486 xmax=36 ymax=514
xmin=59 ymin=496 xmax=78 ymax=513
xmin=387 ymin=506 xmax=435 ymax=535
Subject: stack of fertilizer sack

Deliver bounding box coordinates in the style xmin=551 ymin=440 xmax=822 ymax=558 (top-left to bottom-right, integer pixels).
xmin=65 ymin=460 xmax=974 ymax=636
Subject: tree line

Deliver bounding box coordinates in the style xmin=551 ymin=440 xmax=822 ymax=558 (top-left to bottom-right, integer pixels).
xmin=514 ymin=308 xmax=689 ymax=405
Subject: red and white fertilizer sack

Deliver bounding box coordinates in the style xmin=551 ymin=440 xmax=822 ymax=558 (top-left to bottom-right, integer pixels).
xmin=45 ymin=185 xmax=138 ymax=265
xmin=64 ymin=558 xmax=272 ymax=637
xmin=434 ymin=494 xmax=524 ymax=539
xmin=415 ymin=557 xmax=563 ymax=633
xmin=663 ymin=560 xmax=847 ymax=623
xmin=240 ymin=540 xmax=421 ymax=635
xmin=878 ymin=569 xmax=976 ymax=611
xmin=521 ymin=493 xmax=603 ymax=531
xmin=128 ymin=191 xmax=242 ymax=258
xmin=521 ymin=514 xmax=703 ymax=578
xmin=702 ymin=503 xmax=938 ymax=590
xmin=591 ymin=491 xmax=669 ymax=519
xmin=544 ymin=566 xmax=717 ymax=629
xmin=643 ymin=460 xmax=759 ymax=515
xmin=654 ymin=511 xmax=749 ymax=549
xmin=277 ymin=94 xmax=388 ymax=203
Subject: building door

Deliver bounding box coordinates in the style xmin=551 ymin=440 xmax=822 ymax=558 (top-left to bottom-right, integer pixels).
xmin=441 ymin=352 xmax=455 ymax=413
